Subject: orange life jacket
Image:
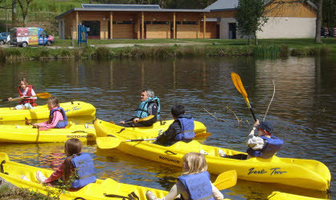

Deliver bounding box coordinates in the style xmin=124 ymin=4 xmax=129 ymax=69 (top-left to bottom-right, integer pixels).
xmin=18 ymin=85 xmax=37 ymax=106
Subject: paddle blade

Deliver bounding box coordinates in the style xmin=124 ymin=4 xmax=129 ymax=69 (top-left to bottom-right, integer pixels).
xmin=96 ymin=137 xmax=121 ymax=149
xmin=138 ymin=115 xmax=154 ymax=122
xmin=213 ymin=170 xmax=237 ymax=190
xmin=231 ymin=73 xmax=248 ymax=99
xmin=36 ymin=92 xmax=51 ymax=99
xmin=194 ymin=132 xmax=211 ymax=139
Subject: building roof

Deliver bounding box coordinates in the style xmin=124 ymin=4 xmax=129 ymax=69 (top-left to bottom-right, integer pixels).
xmin=55 ymin=3 xmax=208 ymax=19
xmin=204 ymin=0 xmax=317 ymax=12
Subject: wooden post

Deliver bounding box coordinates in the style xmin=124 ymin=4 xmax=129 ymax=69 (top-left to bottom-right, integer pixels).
xmin=76 ymin=11 xmax=79 ymax=39
xmin=173 ymin=13 xmax=176 ymax=39
xmin=203 ymin=13 xmax=206 ymax=39
xmin=110 ymin=12 xmax=113 ymax=39
xmin=141 ymin=12 xmax=144 ymax=39
xmin=137 ymin=19 xmax=140 ymax=39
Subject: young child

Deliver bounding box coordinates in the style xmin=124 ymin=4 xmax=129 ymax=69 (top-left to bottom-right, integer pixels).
xmin=33 ymin=96 xmax=68 ymax=129
xmin=36 ymin=138 xmax=96 ymax=190
xmin=8 ymin=78 xmax=37 ymax=110
xmin=154 ymin=104 xmax=195 ymax=146
xmin=146 ymin=152 xmax=224 ymax=200
xmin=246 ymin=119 xmax=283 ymax=159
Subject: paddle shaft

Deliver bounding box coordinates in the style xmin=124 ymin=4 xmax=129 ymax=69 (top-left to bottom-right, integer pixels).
xmin=125 ymin=138 xmax=156 ymax=142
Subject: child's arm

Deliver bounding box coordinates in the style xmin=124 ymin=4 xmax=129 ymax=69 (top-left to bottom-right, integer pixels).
xmin=44 ymin=163 xmax=64 ymax=183
xmin=211 ymin=183 xmax=224 ymax=200
xmin=29 ymin=88 xmax=37 ymax=99
xmin=44 ymin=111 xmax=64 ymax=129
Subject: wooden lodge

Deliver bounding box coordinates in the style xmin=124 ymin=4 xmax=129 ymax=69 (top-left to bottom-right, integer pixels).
xmin=55 ymin=0 xmax=317 ymax=40
xmin=55 ymin=4 xmax=218 ymax=40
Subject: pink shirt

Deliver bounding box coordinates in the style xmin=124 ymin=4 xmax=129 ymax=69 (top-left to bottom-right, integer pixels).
xmin=36 ymin=107 xmax=64 ymax=129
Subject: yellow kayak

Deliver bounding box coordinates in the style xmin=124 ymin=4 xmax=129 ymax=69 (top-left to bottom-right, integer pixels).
xmin=0 ymin=101 xmax=96 ymax=122
xmin=94 ymin=119 xmax=331 ymax=192
xmin=0 ymin=152 xmax=168 ymax=200
xmin=0 ymin=122 xmax=96 ymax=143
xmin=268 ymin=191 xmax=329 ymax=200
xmin=96 ymin=118 xmax=209 ymax=139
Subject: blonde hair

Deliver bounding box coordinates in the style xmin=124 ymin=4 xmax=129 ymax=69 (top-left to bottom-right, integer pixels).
xmin=47 ymin=96 xmax=60 ymax=108
xmin=182 ymin=152 xmax=208 ymax=175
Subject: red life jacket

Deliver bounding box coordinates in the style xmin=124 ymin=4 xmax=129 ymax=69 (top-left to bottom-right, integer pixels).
xmin=18 ymin=85 xmax=37 ymax=106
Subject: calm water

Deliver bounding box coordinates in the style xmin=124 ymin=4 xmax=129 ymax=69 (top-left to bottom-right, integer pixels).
xmin=0 ymin=56 xmax=335 ymax=199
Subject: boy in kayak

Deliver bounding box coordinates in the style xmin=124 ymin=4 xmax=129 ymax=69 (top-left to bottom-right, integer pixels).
xmin=219 ymin=119 xmax=283 ymax=159
xmin=35 ymin=138 xmax=96 ymax=190
xmin=32 ymin=96 xmax=68 ymax=130
xmin=8 ymin=78 xmax=37 ymax=110
xmin=119 ymin=88 xmax=160 ymax=127
xmin=154 ymin=104 xmax=195 ymax=146
xmin=146 ymin=152 xmax=224 ymax=200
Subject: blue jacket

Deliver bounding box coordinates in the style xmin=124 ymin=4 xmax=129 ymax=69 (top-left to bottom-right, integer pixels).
xmin=71 ymin=153 xmax=96 ymax=188
xmin=174 ymin=114 xmax=195 ymax=141
xmin=178 ymin=171 xmax=214 ymax=200
xmin=49 ymin=107 xmax=68 ymax=128
xmin=134 ymin=97 xmax=160 ymax=120
xmin=247 ymin=136 xmax=283 ymax=159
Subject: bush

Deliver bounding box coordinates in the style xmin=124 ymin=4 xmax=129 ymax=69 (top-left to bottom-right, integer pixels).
xmin=0 ymin=48 xmax=6 ymax=61
xmin=95 ymin=46 xmax=111 ymax=59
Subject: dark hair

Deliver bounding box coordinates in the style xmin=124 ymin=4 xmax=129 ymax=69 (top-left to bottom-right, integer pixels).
xmin=48 ymin=96 xmax=60 ymax=108
xmin=19 ymin=78 xmax=29 ymax=87
xmin=171 ymin=104 xmax=185 ymax=118
xmin=63 ymin=138 xmax=82 ymax=183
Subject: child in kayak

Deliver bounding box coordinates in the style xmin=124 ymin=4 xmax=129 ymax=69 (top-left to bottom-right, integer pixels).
xmin=218 ymin=119 xmax=283 ymax=159
xmin=36 ymin=138 xmax=97 ymax=190
xmin=146 ymin=152 xmax=224 ymax=200
xmin=154 ymin=104 xmax=195 ymax=146
xmin=32 ymin=96 xmax=68 ymax=130
xmin=8 ymin=78 xmax=37 ymax=110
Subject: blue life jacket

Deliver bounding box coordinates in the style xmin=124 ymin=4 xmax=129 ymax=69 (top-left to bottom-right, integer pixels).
xmin=178 ymin=171 xmax=214 ymax=200
xmin=174 ymin=115 xmax=195 ymax=141
xmin=71 ymin=153 xmax=96 ymax=189
xmin=49 ymin=107 xmax=68 ymax=128
xmin=134 ymin=97 xmax=160 ymax=120
xmin=247 ymin=136 xmax=283 ymax=159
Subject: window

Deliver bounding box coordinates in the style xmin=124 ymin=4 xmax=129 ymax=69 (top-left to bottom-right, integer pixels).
xmin=152 ymin=21 xmax=169 ymax=25
xmin=82 ymin=21 xmax=100 ymax=36
xmin=182 ymin=21 xmax=198 ymax=25
xmin=116 ymin=21 xmax=134 ymax=24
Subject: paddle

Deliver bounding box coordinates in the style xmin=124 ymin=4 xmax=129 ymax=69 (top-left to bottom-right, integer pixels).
xmin=194 ymin=132 xmax=211 ymax=139
xmin=1 ymin=92 xmax=51 ymax=102
xmin=231 ymin=72 xmax=257 ymax=121
xmin=96 ymin=137 xmax=157 ymax=149
xmin=111 ymin=115 xmax=155 ymax=124
xmin=213 ymin=170 xmax=237 ymax=190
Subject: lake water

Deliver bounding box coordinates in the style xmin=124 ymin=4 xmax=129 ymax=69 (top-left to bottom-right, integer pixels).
xmin=0 ymin=56 xmax=335 ymax=199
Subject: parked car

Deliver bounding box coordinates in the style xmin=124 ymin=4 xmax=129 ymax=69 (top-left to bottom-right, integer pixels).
xmin=0 ymin=32 xmax=10 ymax=45
xmin=10 ymin=27 xmax=54 ymax=47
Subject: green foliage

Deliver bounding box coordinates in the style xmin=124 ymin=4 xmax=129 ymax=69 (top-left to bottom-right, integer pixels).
xmin=253 ymin=45 xmax=282 ymax=59
xmin=235 ymin=0 xmax=268 ymax=44
xmin=39 ymin=47 xmax=50 ymax=57
xmin=95 ymin=46 xmax=111 ymax=58
xmin=0 ymin=47 xmax=6 ymax=61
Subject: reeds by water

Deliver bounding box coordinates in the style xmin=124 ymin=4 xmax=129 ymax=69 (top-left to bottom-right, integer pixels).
xmin=0 ymin=44 xmax=332 ymax=61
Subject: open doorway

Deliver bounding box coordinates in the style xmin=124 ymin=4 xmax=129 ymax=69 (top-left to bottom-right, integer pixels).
xmin=229 ymin=23 xmax=236 ymax=39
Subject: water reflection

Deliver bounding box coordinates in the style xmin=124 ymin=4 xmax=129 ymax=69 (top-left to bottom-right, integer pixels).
xmin=0 ymin=56 xmax=335 ymax=199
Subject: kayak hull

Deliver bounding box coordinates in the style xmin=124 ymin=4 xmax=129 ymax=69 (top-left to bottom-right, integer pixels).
xmin=95 ymin=118 xmax=207 ymax=139
xmin=0 ymin=101 xmax=96 ymax=122
xmin=94 ymin=119 xmax=331 ymax=192
xmin=0 ymin=123 xmax=96 ymax=143
xmin=0 ymin=152 xmax=168 ymax=200
xmin=267 ymin=191 xmax=328 ymax=200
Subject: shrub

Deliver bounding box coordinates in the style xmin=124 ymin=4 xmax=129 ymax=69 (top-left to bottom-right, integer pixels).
xmin=95 ymin=46 xmax=111 ymax=59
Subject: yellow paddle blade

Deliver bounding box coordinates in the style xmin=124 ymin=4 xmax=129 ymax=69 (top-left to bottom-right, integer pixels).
xmin=231 ymin=72 xmax=250 ymax=106
xmin=138 ymin=115 xmax=154 ymax=122
xmin=36 ymin=92 xmax=51 ymax=99
xmin=96 ymin=137 xmax=121 ymax=149
xmin=213 ymin=170 xmax=237 ymax=190
xmin=194 ymin=132 xmax=211 ymax=139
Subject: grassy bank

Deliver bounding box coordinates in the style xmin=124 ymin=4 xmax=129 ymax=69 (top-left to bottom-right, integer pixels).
xmin=0 ymin=38 xmax=335 ymax=60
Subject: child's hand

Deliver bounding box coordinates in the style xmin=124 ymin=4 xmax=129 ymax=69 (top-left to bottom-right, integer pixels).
xmin=8 ymin=97 xmax=12 ymax=101
xmin=38 ymin=127 xmax=49 ymax=131
xmin=254 ymin=119 xmax=260 ymax=127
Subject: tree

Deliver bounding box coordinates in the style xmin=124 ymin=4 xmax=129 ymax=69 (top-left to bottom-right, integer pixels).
xmin=17 ymin=0 xmax=34 ymax=26
xmin=234 ymin=0 xmax=268 ymax=45
xmin=12 ymin=0 xmax=17 ymax=27
xmin=315 ymin=0 xmax=323 ymax=43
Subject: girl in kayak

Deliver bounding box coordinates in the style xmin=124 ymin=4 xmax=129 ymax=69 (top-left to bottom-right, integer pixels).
xmin=8 ymin=78 xmax=37 ymax=110
xmin=32 ymin=96 xmax=68 ymax=130
xmin=36 ymin=138 xmax=96 ymax=190
xmin=146 ymin=152 xmax=223 ymax=200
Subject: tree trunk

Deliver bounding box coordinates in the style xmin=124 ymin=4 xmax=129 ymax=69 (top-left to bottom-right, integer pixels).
xmin=12 ymin=0 xmax=17 ymax=27
xmin=254 ymin=32 xmax=258 ymax=45
xmin=315 ymin=0 xmax=323 ymax=43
